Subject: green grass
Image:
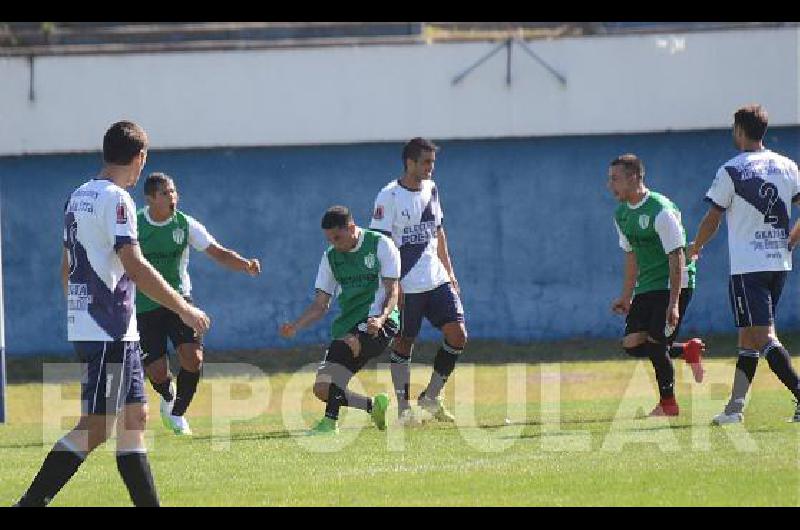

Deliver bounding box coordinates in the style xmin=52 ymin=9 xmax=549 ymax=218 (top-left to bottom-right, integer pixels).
xmin=3 ymin=344 xmax=800 ymax=506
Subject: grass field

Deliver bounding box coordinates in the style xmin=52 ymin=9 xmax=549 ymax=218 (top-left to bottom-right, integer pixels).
xmin=2 ymin=337 xmax=800 ymax=506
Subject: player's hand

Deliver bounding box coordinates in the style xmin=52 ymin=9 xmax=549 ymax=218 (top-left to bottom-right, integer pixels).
xmin=280 ymin=322 xmax=297 ymax=339
xmin=611 ymin=298 xmax=631 ymax=315
xmin=179 ymin=305 xmax=211 ymax=336
xmin=366 ymin=316 xmax=384 ymax=336
xmin=246 ymin=258 xmax=261 ymax=276
xmin=666 ymin=302 xmax=680 ymax=330
xmin=450 ymin=276 xmax=461 ymax=296
xmin=686 ymin=241 xmax=701 ymax=262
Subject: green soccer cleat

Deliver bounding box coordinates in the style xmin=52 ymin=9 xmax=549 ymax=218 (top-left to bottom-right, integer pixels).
xmin=308 ymin=417 xmax=339 ymax=436
xmin=418 ymin=392 xmax=456 ymax=423
xmin=370 ymin=393 xmax=390 ymax=430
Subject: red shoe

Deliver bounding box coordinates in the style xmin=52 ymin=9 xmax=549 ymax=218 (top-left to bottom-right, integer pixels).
xmin=648 ymin=397 xmax=679 ymax=417
xmin=683 ymin=338 xmax=706 ymax=383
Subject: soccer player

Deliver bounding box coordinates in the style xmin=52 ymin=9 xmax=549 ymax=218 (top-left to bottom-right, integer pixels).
xmin=608 ymin=154 xmax=706 ymax=417
xmin=15 ymin=121 xmax=210 ymax=507
xmin=370 ymin=137 xmax=466 ymax=425
xmin=137 ymin=172 xmax=261 ymax=436
xmin=279 ymin=206 xmax=399 ymax=435
xmin=688 ymin=104 xmax=800 ymax=425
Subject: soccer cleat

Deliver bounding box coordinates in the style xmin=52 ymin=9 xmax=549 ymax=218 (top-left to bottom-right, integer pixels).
xmin=683 ymin=338 xmax=706 ymax=383
xmin=159 ymin=381 xmax=177 ymax=432
xmin=397 ymin=407 xmax=422 ymax=427
xmin=418 ymin=392 xmax=456 ymax=423
xmin=308 ymin=417 xmax=339 ymax=436
xmin=370 ymin=393 xmax=390 ymax=431
xmin=711 ymin=411 xmax=744 ymax=425
xmin=647 ymin=398 xmax=679 ymax=417
xmin=789 ymin=401 xmax=800 ymax=423
xmin=166 ymin=414 xmax=193 ymax=436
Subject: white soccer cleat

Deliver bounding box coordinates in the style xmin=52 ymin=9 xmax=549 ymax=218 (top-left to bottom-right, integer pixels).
xmin=397 ymin=408 xmax=423 ymax=427
xmin=711 ymin=411 xmax=744 ymax=425
xmin=167 ymin=414 xmax=193 ymax=436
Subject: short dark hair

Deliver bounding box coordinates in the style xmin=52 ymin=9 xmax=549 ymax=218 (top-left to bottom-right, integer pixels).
xmin=321 ymin=205 xmax=353 ymax=229
xmin=144 ymin=172 xmax=173 ymax=197
xmin=402 ymin=137 xmax=439 ymax=170
xmin=103 ymin=121 xmax=148 ymax=165
xmin=734 ymin=104 xmax=768 ymax=141
xmin=610 ymin=154 xmax=645 ymax=180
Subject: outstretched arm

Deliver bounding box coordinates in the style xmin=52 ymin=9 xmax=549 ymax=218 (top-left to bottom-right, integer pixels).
xmin=687 ymin=206 xmax=724 ymax=261
xmin=366 ymin=278 xmax=399 ymax=336
xmin=205 ymin=242 xmax=261 ymax=276
xmin=280 ymin=290 xmax=332 ymax=338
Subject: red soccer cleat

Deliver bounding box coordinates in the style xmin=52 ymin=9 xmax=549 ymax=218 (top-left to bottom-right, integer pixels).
xmin=683 ymin=338 xmax=706 ymax=383
xmin=648 ymin=397 xmax=680 ymax=417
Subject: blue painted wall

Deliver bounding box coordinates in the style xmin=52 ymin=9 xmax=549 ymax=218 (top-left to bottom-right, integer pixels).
xmin=2 ymin=128 xmax=800 ymax=356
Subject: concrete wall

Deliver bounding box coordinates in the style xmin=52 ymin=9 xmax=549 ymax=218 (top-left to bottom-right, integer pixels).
xmin=1 ymin=27 xmax=798 ymax=155
xmin=3 ymin=127 xmax=800 ymax=355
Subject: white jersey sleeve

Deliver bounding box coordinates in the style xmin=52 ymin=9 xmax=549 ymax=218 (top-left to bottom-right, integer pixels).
xmin=186 ymin=214 xmax=217 ymax=251
xmin=705 ymin=166 xmax=735 ymax=210
xmin=377 ymin=235 xmax=401 ymax=279
xmin=369 ymin=186 xmax=395 ymax=234
xmin=654 ymin=209 xmax=685 ymax=253
xmin=107 ymin=188 xmax=137 ymax=251
xmin=314 ymin=252 xmax=340 ymax=297
xmin=614 ymin=219 xmax=632 ymax=252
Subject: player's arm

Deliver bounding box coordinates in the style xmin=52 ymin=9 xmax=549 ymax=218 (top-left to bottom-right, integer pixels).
xmin=60 ymin=248 xmax=70 ymax=297
xmin=279 ymin=289 xmax=332 ymax=338
xmin=611 ymin=252 xmax=637 ymax=315
xmin=205 ymin=242 xmax=261 ymax=276
xmin=436 ymin=226 xmax=460 ymax=294
xmin=789 ymin=191 xmax=800 ymax=251
xmin=687 ymin=206 xmax=724 ymax=261
xmin=118 ymin=243 xmax=210 ymax=335
xmin=666 ymin=248 xmax=684 ymax=328
xmin=367 ymin=236 xmax=401 ymax=335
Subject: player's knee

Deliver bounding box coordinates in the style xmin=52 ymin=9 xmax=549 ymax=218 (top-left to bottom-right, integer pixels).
xmin=313 ymin=382 xmax=330 ymax=402
xmin=443 ymin=324 xmax=467 ymax=349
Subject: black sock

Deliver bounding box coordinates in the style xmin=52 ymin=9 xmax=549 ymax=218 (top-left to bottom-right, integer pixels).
xmin=763 ymin=341 xmax=800 ymax=400
xmin=17 ymin=439 xmax=85 ymax=507
xmin=726 ymin=350 xmax=759 ymax=414
xmin=324 ymin=384 xmax=347 ymax=420
xmin=171 ymin=368 xmax=200 ymax=417
xmin=669 ymin=343 xmax=686 ymax=359
xmin=424 ymin=341 xmax=462 ymax=399
xmin=390 ymin=350 xmax=411 ymax=414
xmin=647 ymin=341 xmax=675 ymax=400
xmin=116 ymin=452 xmax=160 ymax=507
xmin=151 ymin=377 xmax=173 ymax=402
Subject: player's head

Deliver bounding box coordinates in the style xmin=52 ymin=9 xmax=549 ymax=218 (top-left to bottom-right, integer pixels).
xmin=103 ymin=121 xmax=149 ymax=187
xmin=733 ymin=104 xmax=768 ymax=149
xmin=144 ymin=172 xmax=178 ymax=214
xmin=608 ymin=154 xmax=645 ymax=202
xmin=321 ymin=205 xmax=358 ymax=251
xmin=403 ymin=137 xmax=438 ymax=180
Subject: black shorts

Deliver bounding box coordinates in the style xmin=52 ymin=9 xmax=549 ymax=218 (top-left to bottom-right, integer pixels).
xmin=74 ymin=341 xmax=147 ymax=415
xmin=137 ymin=300 xmax=202 ymax=367
xmin=625 ymin=288 xmax=693 ymax=344
xmin=317 ymin=318 xmax=400 ymax=379
xmin=728 ymin=271 xmax=787 ymax=328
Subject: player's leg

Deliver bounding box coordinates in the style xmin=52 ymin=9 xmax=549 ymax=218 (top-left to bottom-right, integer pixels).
xmin=664 ymin=289 xmax=706 ymax=382
xmin=418 ymin=283 xmax=466 ymax=422
xmin=714 ymin=273 xmax=783 ymax=423
xmin=310 ymin=336 xmax=367 ymax=434
xmin=391 ymin=291 xmax=424 ymax=420
xmin=621 ymin=294 xmax=650 ymax=357
xmin=16 ymin=342 xmax=122 ymax=506
xmin=642 ymin=291 xmax=679 ymax=416
xmin=166 ymin=306 xmax=203 ymax=435
xmin=139 ymin=308 xmax=174 ymax=405
xmin=114 ymin=343 xmax=159 ymax=507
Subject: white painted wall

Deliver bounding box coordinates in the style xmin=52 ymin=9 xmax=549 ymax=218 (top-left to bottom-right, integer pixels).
xmin=1 ymin=27 xmax=798 ymax=155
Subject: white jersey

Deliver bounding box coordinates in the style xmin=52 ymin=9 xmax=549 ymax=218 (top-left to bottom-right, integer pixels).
xmin=369 ymin=179 xmax=450 ymax=294
xmin=314 ymin=230 xmax=401 ymax=317
xmin=63 ymin=178 xmax=139 ymax=341
xmin=705 ymin=149 xmax=800 ymax=275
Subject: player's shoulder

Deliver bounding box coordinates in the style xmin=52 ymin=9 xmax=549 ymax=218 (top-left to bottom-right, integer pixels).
xmin=648 ymin=191 xmax=676 ymax=210
xmin=365 ymin=228 xmax=394 ymax=245
xmin=765 ymin=149 xmax=798 ymax=171
xmin=378 ymin=179 xmax=402 ymax=195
